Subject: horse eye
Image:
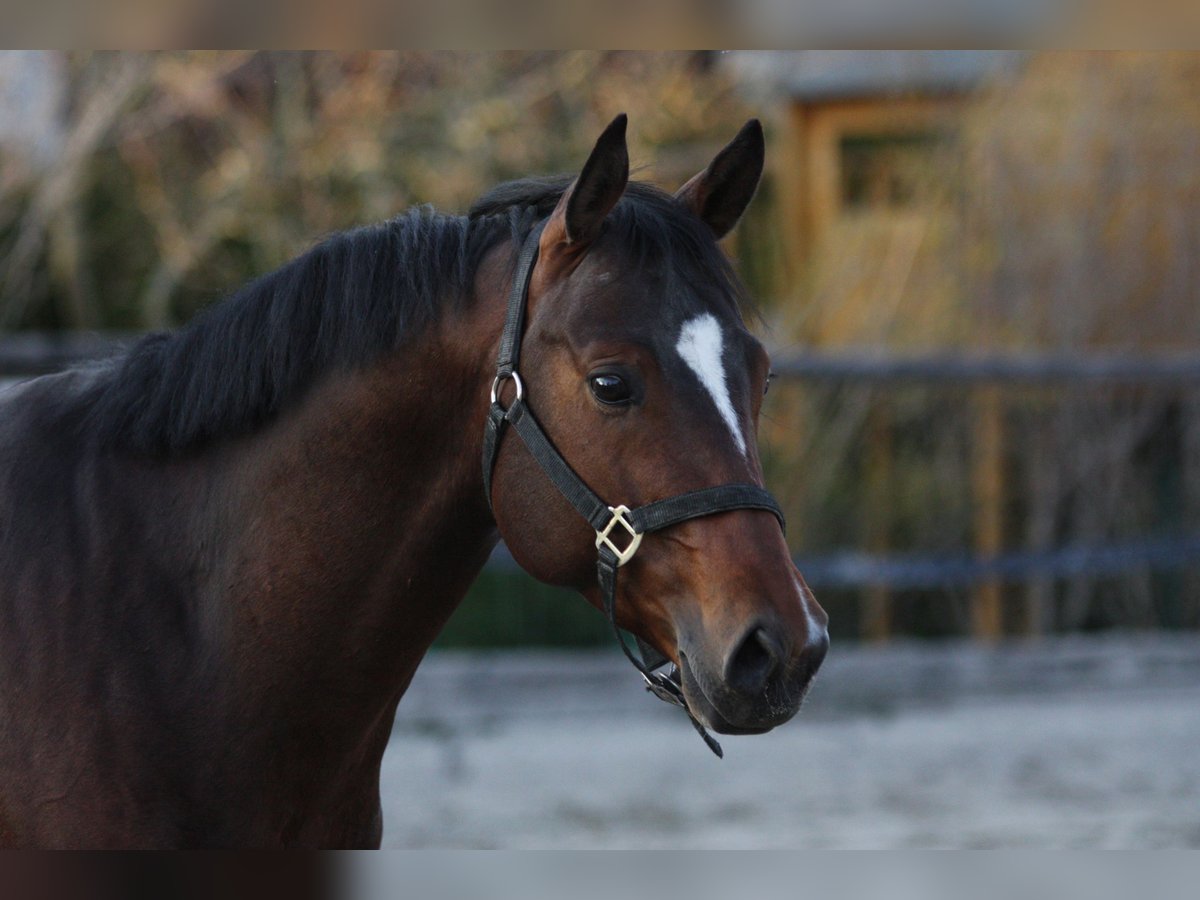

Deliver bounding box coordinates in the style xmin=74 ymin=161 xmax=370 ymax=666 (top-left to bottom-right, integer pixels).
xmin=589 ymin=373 xmax=632 ymax=406
xmin=764 ymin=371 xmax=775 ymax=397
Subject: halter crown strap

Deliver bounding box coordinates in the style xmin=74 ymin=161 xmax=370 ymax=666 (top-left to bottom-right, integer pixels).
xmin=494 ymin=221 xmax=546 ymax=379
xmin=483 ymin=221 xmax=787 ymax=758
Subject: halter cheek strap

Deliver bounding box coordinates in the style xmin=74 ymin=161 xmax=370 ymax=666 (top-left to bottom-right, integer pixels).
xmin=482 ymin=222 xmax=787 ymax=758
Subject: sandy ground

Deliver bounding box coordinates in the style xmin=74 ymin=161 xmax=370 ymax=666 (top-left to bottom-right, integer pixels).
xmin=380 ymin=635 xmax=1200 ymax=848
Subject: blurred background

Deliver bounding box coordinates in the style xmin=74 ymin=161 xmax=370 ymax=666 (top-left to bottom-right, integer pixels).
xmin=2 ymin=51 xmax=1198 ymax=846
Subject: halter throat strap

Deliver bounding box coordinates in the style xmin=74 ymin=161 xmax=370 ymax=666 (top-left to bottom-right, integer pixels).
xmin=482 ymin=222 xmax=786 ymax=758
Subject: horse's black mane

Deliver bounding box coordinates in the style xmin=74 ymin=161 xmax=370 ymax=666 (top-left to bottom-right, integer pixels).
xmin=81 ymin=177 xmax=742 ymax=456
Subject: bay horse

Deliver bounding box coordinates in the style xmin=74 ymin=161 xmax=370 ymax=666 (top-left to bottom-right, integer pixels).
xmin=0 ymin=115 xmax=828 ymax=848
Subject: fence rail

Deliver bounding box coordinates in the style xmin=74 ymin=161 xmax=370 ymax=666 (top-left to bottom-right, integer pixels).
xmin=770 ymin=351 xmax=1200 ymax=384
xmin=484 ymin=535 xmax=1200 ymax=590
xmin=6 ymin=333 xmax=1200 ymax=384
xmin=793 ymin=536 xmax=1200 ymax=591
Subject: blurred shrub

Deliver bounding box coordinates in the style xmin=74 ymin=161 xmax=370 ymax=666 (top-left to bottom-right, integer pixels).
xmin=436 ymin=572 xmax=610 ymax=649
xmin=0 ymin=51 xmax=756 ymax=331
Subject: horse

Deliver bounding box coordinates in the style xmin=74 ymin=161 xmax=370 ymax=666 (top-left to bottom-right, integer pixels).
xmin=0 ymin=115 xmax=828 ymax=848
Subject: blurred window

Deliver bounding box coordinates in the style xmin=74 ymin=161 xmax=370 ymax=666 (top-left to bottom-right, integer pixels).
xmin=839 ymin=131 xmax=954 ymax=212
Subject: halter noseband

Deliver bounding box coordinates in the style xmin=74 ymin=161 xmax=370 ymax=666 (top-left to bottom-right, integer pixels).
xmin=482 ymin=221 xmax=786 ymax=758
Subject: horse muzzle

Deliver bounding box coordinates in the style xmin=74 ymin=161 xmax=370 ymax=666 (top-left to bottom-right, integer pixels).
xmin=678 ymin=619 xmax=829 ymax=734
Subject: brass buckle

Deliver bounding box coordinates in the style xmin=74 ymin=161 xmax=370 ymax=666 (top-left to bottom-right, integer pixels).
xmin=595 ymin=505 xmax=643 ymax=567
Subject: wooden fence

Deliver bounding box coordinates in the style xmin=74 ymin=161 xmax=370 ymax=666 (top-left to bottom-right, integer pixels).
xmin=768 ymin=350 xmax=1200 ymax=640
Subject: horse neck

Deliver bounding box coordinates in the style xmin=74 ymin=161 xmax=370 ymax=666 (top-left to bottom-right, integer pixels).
xmin=197 ymin=254 xmax=510 ymax=727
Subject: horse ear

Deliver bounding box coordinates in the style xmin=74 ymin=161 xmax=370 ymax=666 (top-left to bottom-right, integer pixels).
xmin=675 ymin=119 xmax=765 ymax=240
xmin=543 ymin=114 xmax=629 ymax=249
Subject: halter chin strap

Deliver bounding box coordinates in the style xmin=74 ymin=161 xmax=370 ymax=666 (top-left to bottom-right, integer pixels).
xmin=482 ymin=222 xmax=786 ymax=758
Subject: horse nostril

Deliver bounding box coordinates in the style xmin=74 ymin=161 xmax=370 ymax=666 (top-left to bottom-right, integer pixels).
xmin=724 ymin=626 xmax=782 ymax=695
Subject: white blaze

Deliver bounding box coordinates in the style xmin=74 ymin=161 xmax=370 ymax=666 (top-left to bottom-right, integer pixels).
xmin=675 ymin=313 xmax=747 ymax=456
xmin=794 ymin=573 xmax=829 ymax=648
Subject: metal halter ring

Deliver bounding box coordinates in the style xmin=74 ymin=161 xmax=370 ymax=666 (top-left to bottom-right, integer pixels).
xmin=595 ymin=505 xmax=644 ymax=567
xmin=643 ymin=672 xmax=688 ymax=709
xmin=490 ymin=372 xmax=524 ymax=408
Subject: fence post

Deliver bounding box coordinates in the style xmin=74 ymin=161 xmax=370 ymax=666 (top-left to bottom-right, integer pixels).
xmin=971 ymin=386 xmax=1005 ymax=640
xmin=863 ymin=394 xmax=893 ymax=641
xmin=1185 ymin=390 xmax=1200 ymax=628
xmin=1023 ymin=426 xmax=1053 ymax=637
xmin=1022 ymin=394 xmax=1057 ymax=637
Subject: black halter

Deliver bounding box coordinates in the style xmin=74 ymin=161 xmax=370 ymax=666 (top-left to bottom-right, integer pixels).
xmin=482 ymin=221 xmax=786 ymax=757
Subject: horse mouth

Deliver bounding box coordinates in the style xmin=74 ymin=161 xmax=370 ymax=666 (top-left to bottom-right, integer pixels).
xmin=677 ymin=651 xmax=797 ymax=736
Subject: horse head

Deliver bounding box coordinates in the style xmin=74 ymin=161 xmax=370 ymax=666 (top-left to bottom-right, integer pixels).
xmin=489 ymin=116 xmax=828 ymax=737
